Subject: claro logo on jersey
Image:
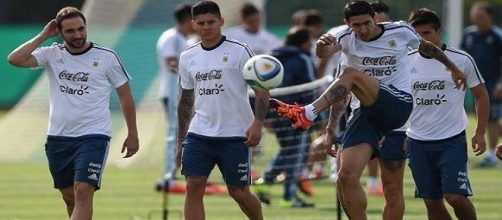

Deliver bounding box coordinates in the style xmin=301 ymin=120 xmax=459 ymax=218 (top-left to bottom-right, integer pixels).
xmin=416 ymin=94 xmax=447 ymax=105
xmin=59 ymin=70 xmax=89 ymax=82
xmin=362 ymin=56 xmax=397 ymax=77
xmin=413 ymin=80 xmax=446 ymax=90
xmin=58 ymin=70 xmax=90 ymax=96
xmin=199 ymin=83 xmax=224 ymax=96
xmin=60 ymin=85 xmax=89 ymax=95
xmin=195 ymin=70 xmax=222 ymax=81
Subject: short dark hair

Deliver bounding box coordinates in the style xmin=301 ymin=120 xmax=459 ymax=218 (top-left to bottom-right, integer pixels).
xmin=55 ymin=7 xmax=86 ymax=30
xmin=191 ymin=1 xmax=221 ymax=18
xmin=344 ymin=1 xmax=375 ymax=20
xmin=304 ymin=10 xmax=323 ymax=26
xmin=175 ymin=4 xmax=192 ymax=23
xmin=240 ymin=3 xmax=259 ymax=18
xmin=285 ymin=27 xmax=311 ymax=47
xmin=370 ymin=1 xmax=389 ymax=14
xmin=409 ymin=8 xmax=441 ymax=30
xmin=472 ymin=1 xmax=493 ymax=17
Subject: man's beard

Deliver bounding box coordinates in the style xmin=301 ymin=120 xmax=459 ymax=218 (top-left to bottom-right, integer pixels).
xmin=64 ymin=37 xmax=86 ymax=49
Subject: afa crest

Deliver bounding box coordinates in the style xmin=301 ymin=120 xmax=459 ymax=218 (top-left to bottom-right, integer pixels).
xmin=387 ymin=39 xmax=397 ymax=48
xmin=92 ymin=58 xmax=100 ymax=68
xmin=222 ymin=53 xmax=229 ymax=63
xmin=388 ymin=39 xmax=397 ymax=48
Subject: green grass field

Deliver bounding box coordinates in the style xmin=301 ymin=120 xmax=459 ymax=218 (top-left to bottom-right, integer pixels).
xmin=0 ymin=114 xmax=502 ymax=220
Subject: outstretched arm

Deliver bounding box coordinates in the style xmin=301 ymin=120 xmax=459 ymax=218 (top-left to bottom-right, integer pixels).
xmin=7 ymin=19 xmax=59 ymax=67
xmin=116 ymin=83 xmax=139 ymax=158
xmin=176 ymin=88 xmax=195 ymax=166
xmin=418 ymin=39 xmax=467 ymax=90
xmin=245 ymin=90 xmax=270 ymax=146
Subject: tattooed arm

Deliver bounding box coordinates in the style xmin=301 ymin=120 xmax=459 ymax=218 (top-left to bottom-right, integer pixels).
xmin=418 ymin=39 xmax=467 ymax=89
xmin=176 ymin=88 xmax=194 ymax=167
xmin=245 ymin=90 xmax=270 ymax=146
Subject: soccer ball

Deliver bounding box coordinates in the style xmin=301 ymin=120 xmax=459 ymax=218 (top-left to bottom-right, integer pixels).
xmin=242 ymin=54 xmax=284 ymax=91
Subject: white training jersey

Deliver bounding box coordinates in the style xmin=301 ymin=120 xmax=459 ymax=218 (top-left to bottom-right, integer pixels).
xmin=179 ymin=36 xmax=255 ymax=137
xmin=32 ymin=43 xmax=131 ymax=137
xmin=156 ymin=27 xmax=190 ymax=99
xmin=225 ymin=26 xmax=282 ymax=55
xmin=406 ymin=44 xmax=484 ymax=140
xmin=336 ymin=21 xmax=420 ymax=94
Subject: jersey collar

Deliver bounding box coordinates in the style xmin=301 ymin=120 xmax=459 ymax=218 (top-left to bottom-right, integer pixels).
xmin=201 ymin=36 xmax=226 ymax=51
xmin=65 ymin=42 xmax=94 ymax=55
xmin=366 ymin=24 xmax=385 ymax=42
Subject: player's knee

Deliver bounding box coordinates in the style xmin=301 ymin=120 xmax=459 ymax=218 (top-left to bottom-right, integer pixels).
xmin=339 ymin=67 xmax=362 ymax=81
xmin=61 ymin=191 xmax=75 ymax=206
xmin=382 ymin=183 xmax=402 ymax=201
xmin=382 ymin=160 xmax=405 ymax=173
xmin=444 ymin=194 xmax=468 ymax=206
xmin=337 ymin=169 xmax=359 ymax=186
xmin=228 ymin=186 xmax=249 ymax=203
xmin=73 ymin=182 xmax=94 ymax=201
xmin=185 ymin=177 xmax=207 ymax=195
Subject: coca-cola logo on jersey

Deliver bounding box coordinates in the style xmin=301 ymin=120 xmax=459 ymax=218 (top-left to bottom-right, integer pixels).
xmin=413 ymin=80 xmax=446 ymax=90
xmin=362 ymin=56 xmax=397 ymax=66
xmin=59 ymin=70 xmax=89 ymax=82
xmin=195 ymin=70 xmax=222 ymax=81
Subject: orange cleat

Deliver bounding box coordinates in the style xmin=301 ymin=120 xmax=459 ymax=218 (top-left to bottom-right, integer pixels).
xmin=299 ymin=179 xmax=314 ymax=197
xmin=270 ymin=98 xmax=311 ymax=130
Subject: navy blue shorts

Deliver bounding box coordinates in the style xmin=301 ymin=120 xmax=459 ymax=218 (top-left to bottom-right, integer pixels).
xmin=342 ymin=84 xmax=412 ymax=158
xmin=379 ymin=131 xmax=407 ymax=160
xmin=45 ymin=135 xmax=110 ymax=190
xmin=407 ymin=131 xmax=473 ymax=199
xmin=181 ymin=133 xmax=251 ymax=186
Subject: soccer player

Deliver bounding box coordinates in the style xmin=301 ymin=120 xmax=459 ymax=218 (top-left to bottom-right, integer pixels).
xmin=461 ymin=1 xmax=502 ymax=168
xmin=407 ymin=8 xmax=488 ymax=220
xmin=176 ymin=1 xmax=269 ymax=219
xmin=225 ymin=3 xmax=282 ymax=55
xmin=320 ymin=2 xmax=408 ymax=218
xmin=271 ymin=1 xmax=466 ymax=219
xmin=7 ymin=7 xmax=139 ymax=219
xmin=154 ymin=3 xmax=193 ymax=194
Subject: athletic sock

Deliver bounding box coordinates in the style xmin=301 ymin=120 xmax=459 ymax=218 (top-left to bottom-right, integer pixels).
xmin=304 ymin=104 xmax=318 ymax=121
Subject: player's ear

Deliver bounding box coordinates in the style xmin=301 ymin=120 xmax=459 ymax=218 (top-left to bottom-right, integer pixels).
xmin=191 ymin=19 xmax=196 ymax=29
xmin=343 ymin=18 xmax=349 ymax=26
xmin=220 ymin=16 xmax=225 ymax=26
